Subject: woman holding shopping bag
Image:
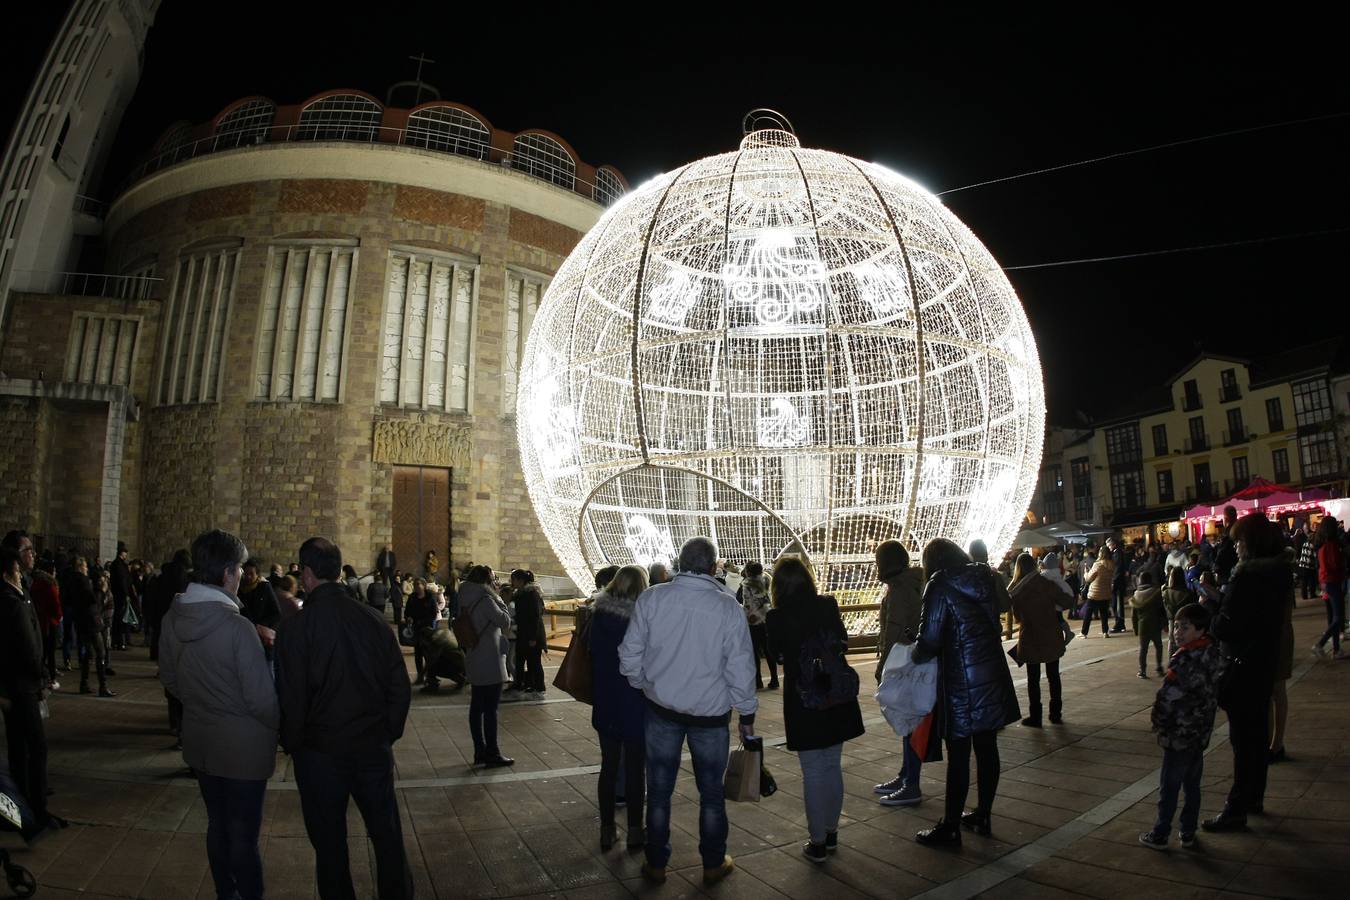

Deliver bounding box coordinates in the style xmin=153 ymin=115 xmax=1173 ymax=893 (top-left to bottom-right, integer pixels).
xmin=872 ymin=540 xmax=927 ymax=807
xmin=912 ymin=539 xmax=1021 ymax=847
xmin=767 ymin=557 xmax=865 ymax=864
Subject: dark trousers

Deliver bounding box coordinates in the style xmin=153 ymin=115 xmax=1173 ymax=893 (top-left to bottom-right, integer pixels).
xmin=517 ymin=642 xmax=544 ymax=692
xmin=1139 ymin=633 xmax=1163 ymax=673
xmin=1025 ymin=659 xmax=1061 ymax=718
xmin=42 ymin=626 xmax=58 ymax=682
xmin=390 ymin=593 xmax=404 ymax=626
xmin=469 ymin=684 xmax=502 ymax=756
xmin=3 ymin=690 xmax=48 ymax=821
xmin=1080 ymin=600 xmax=1110 ymax=635
xmin=293 ymin=745 xmax=412 ymax=900
xmin=198 ymin=774 xmax=267 ymax=900
xmin=1300 ymin=567 xmax=1319 ymax=599
xmin=79 ymin=630 xmax=109 ymax=689
xmin=944 ymin=730 xmax=999 ymax=824
xmin=598 ymin=733 xmax=645 ymax=830
xmin=1319 ymin=582 xmax=1345 ymax=652
xmin=1111 ymin=585 xmax=1128 ymax=630
xmin=749 ymin=623 xmax=777 ymax=686
xmin=62 ymin=617 xmax=76 ymax=665
xmin=1224 ymin=687 xmax=1272 ymax=815
xmin=112 ymin=596 xmax=128 ymax=647
xmin=1152 ymin=747 xmax=1203 ymax=839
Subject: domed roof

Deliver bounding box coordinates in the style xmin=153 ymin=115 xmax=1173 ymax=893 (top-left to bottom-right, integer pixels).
xmin=517 ymin=123 xmax=1045 ymax=592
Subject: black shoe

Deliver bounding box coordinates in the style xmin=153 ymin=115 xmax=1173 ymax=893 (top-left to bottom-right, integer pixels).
xmin=960 ymin=810 xmax=992 ymax=836
xmin=1268 ymin=747 xmax=1287 ymax=764
xmin=1049 ymin=706 xmax=1063 ymax=724
xmin=102 ymin=668 xmax=116 ymax=676
xmin=98 ymin=687 xmax=116 ymax=698
xmin=1201 ymin=809 xmax=1247 ymax=832
xmin=472 ymin=750 xmax=485 ymax=767
xmin=418 ymin=682 xmax=440 ymax=694
xmin=80 ymin=683 xmax=93 ymax=694
xmin=802 ymin=841 xmax=828 ymax=864
xmin=767 ymin=679 xmax=779 ymax=689
xmin=483 ymin=754 xmax=515 ymax=768
xmin=825 ymin=831 xmax=838 ymax=853
xmin=600 ymin=823 xmax=617 ymax=851
xmin=626 ymin=826 xmax=645 ymax=851
xmin=1021 ymin=716 xmax=1042 ymax=728
xmin=915 ymin=819 xmax=961 ymax=846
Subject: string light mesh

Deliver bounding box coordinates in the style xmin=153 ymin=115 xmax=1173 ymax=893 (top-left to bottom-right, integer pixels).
xmin=517 ymin=128 xmax=1045 ymax=608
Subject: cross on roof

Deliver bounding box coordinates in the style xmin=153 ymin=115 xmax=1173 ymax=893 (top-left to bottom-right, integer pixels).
xmin=406 ymin=53 xmax=437 ymax=106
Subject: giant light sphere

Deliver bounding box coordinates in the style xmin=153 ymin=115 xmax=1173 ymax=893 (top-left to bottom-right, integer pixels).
xmin=517 ymin=125 xmax=1044 ymax=597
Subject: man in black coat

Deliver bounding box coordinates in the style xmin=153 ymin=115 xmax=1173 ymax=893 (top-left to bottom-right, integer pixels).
xmin=276 ymin=537 xmax=412 ymax=900
xmin=108 ymin=542 xmax=133 ymax=650
xmin=0 ymin=539 xmax=68 ymax=840
xmin=376 ymin=544 xmax=397 ymax=587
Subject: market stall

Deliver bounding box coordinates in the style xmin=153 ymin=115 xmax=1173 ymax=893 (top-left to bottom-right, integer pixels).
xmin=1181 ymin=478 xmax=1335 ymax=540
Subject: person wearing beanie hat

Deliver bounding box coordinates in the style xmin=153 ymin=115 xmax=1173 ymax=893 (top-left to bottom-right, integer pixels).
xmin=873 ymin=540 xmax=928 ymax=808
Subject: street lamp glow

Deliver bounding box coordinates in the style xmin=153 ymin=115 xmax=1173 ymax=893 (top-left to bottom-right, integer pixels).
xmin=517 ymin=127 xmax=1045 ymax=594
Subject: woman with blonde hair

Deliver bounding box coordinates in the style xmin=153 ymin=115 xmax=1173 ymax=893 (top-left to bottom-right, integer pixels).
xmin=589 ymin=564 xmax=649 ymax=851
xmin=1080 ymin=544 xmax=1116 ymax=638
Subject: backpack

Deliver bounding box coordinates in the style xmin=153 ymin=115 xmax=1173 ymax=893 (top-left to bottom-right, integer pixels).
xmin=796 ymin=627 xmax=859 ymax=710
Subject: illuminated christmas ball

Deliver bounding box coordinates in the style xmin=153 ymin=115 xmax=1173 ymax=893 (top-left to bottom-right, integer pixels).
xmin=518 ymin=119 xmax=1044 ymax=598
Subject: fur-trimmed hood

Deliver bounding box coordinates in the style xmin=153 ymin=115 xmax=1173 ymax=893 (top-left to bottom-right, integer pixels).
xmin=592 ymin=590 xmax=636 ymax=621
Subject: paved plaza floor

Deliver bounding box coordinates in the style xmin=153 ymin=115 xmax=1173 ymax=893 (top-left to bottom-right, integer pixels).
xmin=2 ymin=598 xmax=1347 ymax=899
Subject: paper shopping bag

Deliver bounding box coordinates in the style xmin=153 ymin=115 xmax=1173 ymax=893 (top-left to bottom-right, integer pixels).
xmin=723 ymin=738 xmax=763 ymax=802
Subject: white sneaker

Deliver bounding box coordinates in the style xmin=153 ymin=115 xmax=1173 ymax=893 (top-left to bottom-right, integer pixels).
xmin=879 ymin=784 xmax=922 ymax=807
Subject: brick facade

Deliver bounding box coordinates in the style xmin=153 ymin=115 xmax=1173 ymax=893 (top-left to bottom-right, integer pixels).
xmin=0 ymin=154 xmax=599 ymax=577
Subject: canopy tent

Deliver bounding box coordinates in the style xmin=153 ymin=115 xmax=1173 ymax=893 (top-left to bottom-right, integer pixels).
xmin=1011 ymin=528 xmax=1059 ymax=549
xmin=1182 ymin=484 xmax=1332 ymax=521
xmin=1041 ymin=520 xmax=1114 ymax=541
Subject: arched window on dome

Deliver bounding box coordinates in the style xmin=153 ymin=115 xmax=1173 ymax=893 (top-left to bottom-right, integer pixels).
xmin=512 ymin=133 xmax=574 ymax=190
xmin=215 ymin=99 xmax=275 ymax=149
xmin=593 ymin=168 xmax=624 ymax=206
xmin=297 ymin=94 xmax=382 ymax=142
xmin=405 ymin=106 xmax=490 ymax=159
xmin=152 ymin=121 xmax=195 ymax=166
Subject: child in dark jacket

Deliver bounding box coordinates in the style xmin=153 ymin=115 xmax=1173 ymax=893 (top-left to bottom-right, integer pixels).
xmin=1140 ymin=603 xmax=1225 ymax=850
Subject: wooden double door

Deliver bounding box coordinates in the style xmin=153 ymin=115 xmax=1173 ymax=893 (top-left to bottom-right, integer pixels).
xmin=392 ymin=466 xmax=451 ymax=579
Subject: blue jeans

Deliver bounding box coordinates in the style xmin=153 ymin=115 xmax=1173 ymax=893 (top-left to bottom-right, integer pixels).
xmin=798 ymin=744 xmax=844 ymax=844
xmin=197 ymin=774 xmax=267 ymax=900
xmin=644 ymin=713 xmax=729 ymax=869
xmin=293 ymin=745 xmax=412 ymax=900
xmin=1153 ymin=747 xmax=1203 ymax=838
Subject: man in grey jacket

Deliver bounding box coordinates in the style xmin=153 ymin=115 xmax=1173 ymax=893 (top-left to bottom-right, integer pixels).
xmin=159 ymin=529 xmax=279 ymax=900
xmin=619 ymin=536 xmax=757 ymax=887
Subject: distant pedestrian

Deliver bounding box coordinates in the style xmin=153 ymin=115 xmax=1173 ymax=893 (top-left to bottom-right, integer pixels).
xmin=737 ymin=562 xmax=776 ymax=690
xmin=276 ymin=537 xmax=413 ymax=899
xmin=1081 ymin=547 xmax=1115 ymax=637
xmin=459 ymin=565 xmax=515 ymax=768
xmin=1132 ymin=572 xmax=1165 ymax=678
xmin=1313 ymin=517 xmax=1346 ymax=659
xmin=511 ymin=569 xmax=546 ymax=699
xmin=1009 ymin=552 xmax=1071 ymax=727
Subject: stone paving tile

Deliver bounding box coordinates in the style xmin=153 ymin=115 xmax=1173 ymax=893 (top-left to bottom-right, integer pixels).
xmin=4 ymin=601 xmax=1347 ymax=898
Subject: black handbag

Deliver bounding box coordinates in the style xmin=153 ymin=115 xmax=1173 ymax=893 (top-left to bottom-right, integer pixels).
xmin=759 ymin=763 xmax=778 ymax=798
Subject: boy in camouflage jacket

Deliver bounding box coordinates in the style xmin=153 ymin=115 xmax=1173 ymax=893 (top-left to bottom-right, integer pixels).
xmin=1140 ymin=603 xmax=1225 ymax=850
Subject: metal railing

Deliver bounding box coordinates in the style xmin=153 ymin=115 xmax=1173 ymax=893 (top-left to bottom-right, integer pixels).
xmin=1220 ymin=385 xmax=1242 ymax=402
xmin=1222 ymin=427 xmax=1249 ymax=446
xmin=73 ymin=194 xmax=107 ymax=217
xmin=121 ymin=124 xmax=622 ymax=205
xmin=1184 ymin=435 xmax=1210 ymax=453
xmin=1183 ymin=395 xmax=1203 ymax=411
xmin=12 ymin=269 xmax=164 ymax=299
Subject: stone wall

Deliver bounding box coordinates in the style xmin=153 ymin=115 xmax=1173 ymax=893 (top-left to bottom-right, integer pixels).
xmin=42 ymin=399 xmax=107 ymax=543
xmin=0 ymin=397 xmax=44 ymax=533
xmin=107 ymin=157 xmax=594 ymax=578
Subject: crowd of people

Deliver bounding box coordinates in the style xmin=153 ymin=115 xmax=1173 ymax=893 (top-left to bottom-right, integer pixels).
xmin=2 ymin=506 xmax=1347 ymax=895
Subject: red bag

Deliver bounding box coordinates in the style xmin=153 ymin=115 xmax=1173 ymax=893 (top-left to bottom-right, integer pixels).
xmin=909 ymin=711 xmax=935 ymax=762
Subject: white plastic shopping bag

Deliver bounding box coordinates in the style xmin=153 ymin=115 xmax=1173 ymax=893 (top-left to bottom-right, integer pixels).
xmin=874 ymin=643 xmax=937 ymax=737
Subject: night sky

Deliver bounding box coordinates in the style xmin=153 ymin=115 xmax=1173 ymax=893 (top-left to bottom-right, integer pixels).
xmin=6 ymin=4 xmax=1347 ymax=423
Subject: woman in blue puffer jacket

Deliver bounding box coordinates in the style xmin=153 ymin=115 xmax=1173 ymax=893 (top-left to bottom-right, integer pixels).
xmin=911 ymin=538 xmax=1021 ymax=847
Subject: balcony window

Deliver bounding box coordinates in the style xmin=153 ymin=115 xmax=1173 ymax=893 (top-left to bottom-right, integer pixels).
xmin=1225 ymin=407 xmax=1246 ymax=444
xmin=1156 ymin=469 xmax=1174 ymax=504
xmin=1273 ymin=447 xmax=1290 ymax=483
xmin=1193 ymin=462 xmax=1212 ymax=500
xmin=1232 ymin=456 xmax=1249 ymax=489
xmin=1266 ymin=397 xmax=1285 ymax=432
xmin=1183 ymin=378 xmax=1202 ymax=411
xmin=1151 ymin=423 xmax=1168 ymax=456
xmin=1187 ymin=416 xmax=1207 ymax=452
xmin=1220 ymin=368 xmax=1241 ymax=402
